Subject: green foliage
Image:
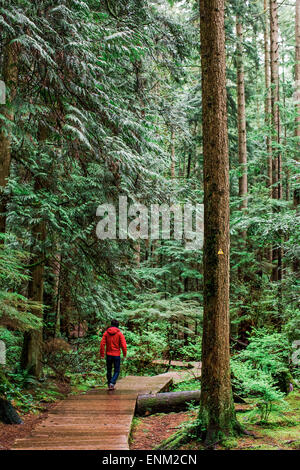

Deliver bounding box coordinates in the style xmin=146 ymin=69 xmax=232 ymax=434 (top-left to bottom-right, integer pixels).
xmin=232 ymin=360 xmax=287 ymax=422
xmin=235 ymin=328 xmax=293 ymax=391
xmin=171 ymin=378 xmax=200 ymax=392
xmin=0 ymin=235 xmax=42 ymax=332
xmin=0 ymin=0 xmax=298 ymax=428
xmin=119 ymin=291 xmax=202 ymax=371
xmin=180 ymin=337 xmax=202 ymax=361
xmin=231 ymin=328 xmax=294 ymax=422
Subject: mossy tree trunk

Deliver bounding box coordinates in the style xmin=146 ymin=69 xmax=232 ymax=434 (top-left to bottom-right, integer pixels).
xmin=60 ymin=269 xmax=72 ymax=338
xmin=294 ymin=0 xmax=300 ymax=274
xmin=270 ymin=0 xmax=282 ymax=283
xmin=236 ymin=17 xmax=248 ymax=216
xmin=236 ymin=16 xmax=251 ymax=342
xmin=198 ymin=0 xmax=241 ymax=446
xmin=264 ymin=0 xmax=273 ymax=263
xmin=20 ymin=125 xmax=48 ymax=378
xmin=20 ymin=188 xmax=46 ymax=378
xmin=170 ymin=127 xmax=175 ymax=179
xmin=136 ymin=390 xmax=201 ymax=416
xmin=0 ymin=40 xmax=19 ymax=234
xmin=296 ymin=0 xmax=300 ymax=144
xmin=264 ymin=0 xmax=272 ymax=191
xmin=52 ymin=250 xmax=62 ymax=338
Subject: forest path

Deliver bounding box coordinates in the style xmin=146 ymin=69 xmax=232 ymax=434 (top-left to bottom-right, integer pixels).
xmin=12 ymin=363 xmax=201 ymax=450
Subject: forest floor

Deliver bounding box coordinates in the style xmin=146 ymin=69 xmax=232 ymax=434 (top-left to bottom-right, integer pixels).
xmin=0 ymin=380 xmax=71 ymax=450
xmin=0 ymin=402 xmax=55 ymax=450
xmin=130 ymin=391 xmax=300 ymax=450
xmin=1 ymin=373 xmax=299 ymax=451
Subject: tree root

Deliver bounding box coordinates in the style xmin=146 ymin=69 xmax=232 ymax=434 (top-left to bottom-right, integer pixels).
xmin=155 ymin=429 xmax=190 ymax=450
xmin=156 ymin=416 xmax=251 ymax=450
xmin=155 ymin=422 xmax=197 ymax=450
xmin=241 ymin=428 xmax=259 ymax=439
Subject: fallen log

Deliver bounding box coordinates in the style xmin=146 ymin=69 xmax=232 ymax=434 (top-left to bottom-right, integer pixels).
xmin=136 ymin=390 xmax=200 ymax=416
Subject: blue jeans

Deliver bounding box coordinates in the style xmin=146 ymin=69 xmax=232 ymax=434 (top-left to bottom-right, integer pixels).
xmin=106 ymin=355 xmax=121 ymax=385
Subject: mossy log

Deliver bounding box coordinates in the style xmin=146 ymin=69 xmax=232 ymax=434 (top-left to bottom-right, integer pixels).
xmin=0 ymin=398 xmax=23 ymax=424
xmin=136 ymin=390 xmax=200 ymax=416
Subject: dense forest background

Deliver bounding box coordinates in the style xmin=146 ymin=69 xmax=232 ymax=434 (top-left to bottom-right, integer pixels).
xmin=0 ymin=0 xmax=299 ymax=445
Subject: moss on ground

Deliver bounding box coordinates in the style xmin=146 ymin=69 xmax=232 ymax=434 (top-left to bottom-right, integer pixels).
xmin=170 ymin=378 xmax=201 ymax=392
xmin=156 ymin=390 xmax=300 ymax=450
xmin=232 ymin=390 xmax=300 ymax=450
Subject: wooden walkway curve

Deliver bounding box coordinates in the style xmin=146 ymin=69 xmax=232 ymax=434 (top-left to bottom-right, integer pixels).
xmin=12 ymin=363 xmax=201 ymax=450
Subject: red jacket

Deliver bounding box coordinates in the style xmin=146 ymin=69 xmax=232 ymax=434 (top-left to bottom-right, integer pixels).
xmin=100 ymin=327 xmax=127 ymax=358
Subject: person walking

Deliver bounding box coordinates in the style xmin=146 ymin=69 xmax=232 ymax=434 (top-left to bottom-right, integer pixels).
xmin=100 ymin=319 xmax=127 ymax=390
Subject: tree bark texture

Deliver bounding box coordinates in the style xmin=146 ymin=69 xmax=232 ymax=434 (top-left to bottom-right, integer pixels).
xmin=236 ymin=18 xmax=248 ymax=212
xmin=136 ymin=390 xmax=201 ymax=416
xmin=198 ymin=0 xmax=241 ymax=445
xmin=20 ymin=124 xmax=48 ymax=377
xmin=0 ymin=40 xmax=19 ymax=233
xmin=264 ymin=0 xmax=273 ymax=191
xmin=294 ymin=0 xmax=300 ymax=273
xmin=270 ymin=0 xmax=282 ymax=282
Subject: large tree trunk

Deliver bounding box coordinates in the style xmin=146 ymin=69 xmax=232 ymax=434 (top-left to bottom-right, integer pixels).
xmin=270 ymin=0 xmax=281 ymax=201
xmin=295 ymin=0 xmax=300 ymax=143
xmin=171 ymin=127 xmax=175 ymax=179
xmin=198 ymin=0 xmax=241 ymax=445
xmin=236 ymin=17 xmax=248 ymax=214
xmin=20 ymin=198 xmax=46 ymax=377
xmin=294 ymin=0 xmax=300 ymax=274
xmin=136 ymin=390 xmax=201 ymax=416
xmin=264 ymin=0 xmax=272 ymax=191
xmin=20 ymin=125 xmax=48 ymax=377
xmin=264 ymin=0 xmax=273 ymax=263
xmin=236 ymin=15 xmax=248 ymax=302
xmin=60 ymin=270 xmax=72 ymax=338
xmin=0 ymin=41 xmax=19 ymax=234
xmin=52 ymin=251 xmax=62 ymax=338
xmin=270 ymin=0 xmax=282 ymax=282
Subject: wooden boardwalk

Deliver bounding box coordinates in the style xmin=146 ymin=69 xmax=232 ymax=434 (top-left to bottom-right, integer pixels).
xmin=153 ymin=359 xmax=195 ymax=368
xmin=158 ymin=362 xmax=201 ymax=385
xmin=12 ymin=365 xmax=201 ymax=450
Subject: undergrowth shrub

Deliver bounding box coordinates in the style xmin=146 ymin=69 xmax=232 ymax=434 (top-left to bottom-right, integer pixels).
xmin=235 ymin=328 xmax=293 ymax=393
xmin=231 ymin=328 xmax=294 ymax=422
xmin=43 ymin=338 xmax=74 ymax=381
xmin=231 ymin=361 xmax=287 ymax=422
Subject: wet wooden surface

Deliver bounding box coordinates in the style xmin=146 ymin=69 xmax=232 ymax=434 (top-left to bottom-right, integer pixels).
xmin=153 ymin=359 xmax=194 ymax=367
xmin=12 ymin=366 xmax=201 ymax=450
xmin=161 ymin=362 xmax=201 ymax=384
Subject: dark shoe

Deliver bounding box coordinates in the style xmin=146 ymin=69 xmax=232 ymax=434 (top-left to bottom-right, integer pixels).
xmin=108 ymin=383 xmax=115 ymax=390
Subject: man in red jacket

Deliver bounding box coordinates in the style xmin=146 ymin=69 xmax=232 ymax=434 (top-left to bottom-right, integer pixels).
xmin=100 ymin=319 xmax=127 ymax=390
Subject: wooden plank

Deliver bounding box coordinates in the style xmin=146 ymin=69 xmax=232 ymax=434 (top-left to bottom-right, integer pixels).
xmin=11 ymin=373 xmax=174 ymax=450
xmin=152 ymin=359 xmax=193 ymax=368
